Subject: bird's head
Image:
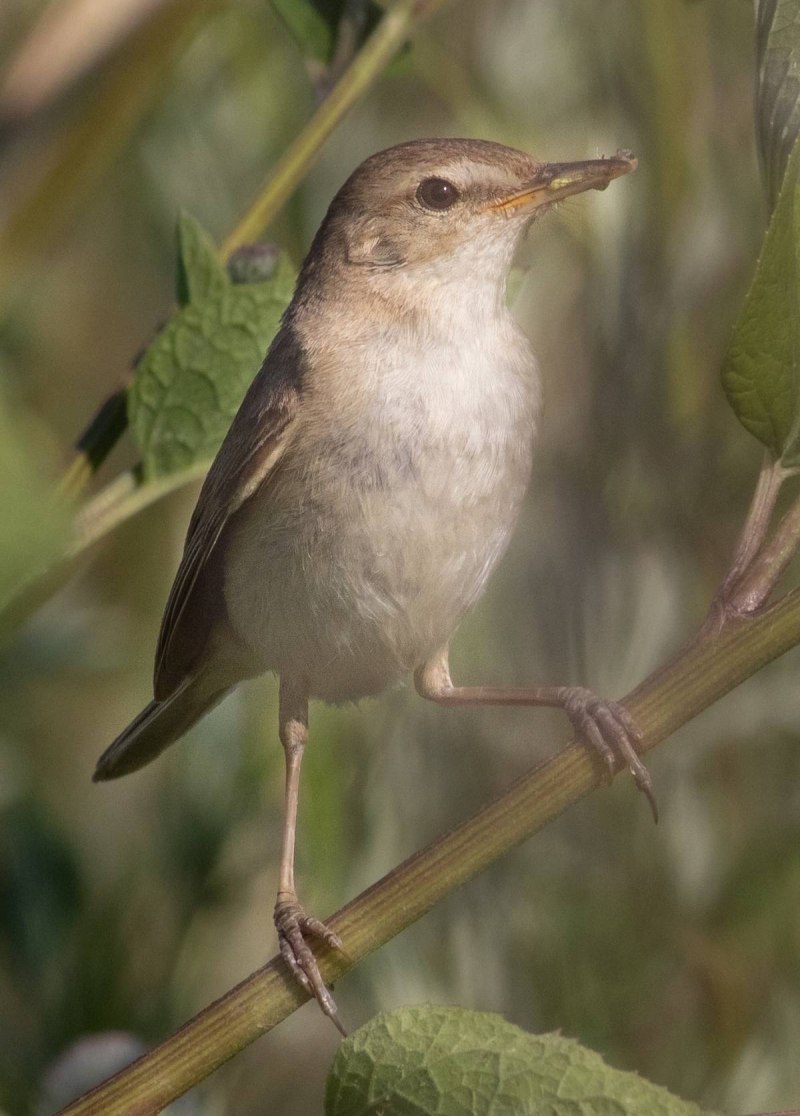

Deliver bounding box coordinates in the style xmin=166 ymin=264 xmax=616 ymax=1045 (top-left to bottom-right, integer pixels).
xmin=302 ymin=139 xmax=636 ymax=304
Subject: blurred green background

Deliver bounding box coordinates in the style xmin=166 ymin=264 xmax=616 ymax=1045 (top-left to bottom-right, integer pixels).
xmin=2 ymin=0 xmax=799 ymax=1112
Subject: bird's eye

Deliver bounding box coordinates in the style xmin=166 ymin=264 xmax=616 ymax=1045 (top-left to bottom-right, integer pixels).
xmin=416 ymin=177 xmax=460 ymax=211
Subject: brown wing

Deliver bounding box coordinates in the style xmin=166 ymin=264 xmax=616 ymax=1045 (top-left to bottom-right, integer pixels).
xmin=153 ymin=325 xmax=303 ymax=700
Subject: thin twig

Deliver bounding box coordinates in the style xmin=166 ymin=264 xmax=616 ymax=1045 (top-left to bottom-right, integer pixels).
xmin=702 ymin=452 xmax=796 ymax=634
xmin=719 ymin=451 xmax=785 ymax=591
xmin=726 ymin=482 xmax=800 ymax=613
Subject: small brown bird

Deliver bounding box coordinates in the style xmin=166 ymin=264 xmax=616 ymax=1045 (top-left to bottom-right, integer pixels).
xmin=95 ymin=139 xmax=647 ymax=1031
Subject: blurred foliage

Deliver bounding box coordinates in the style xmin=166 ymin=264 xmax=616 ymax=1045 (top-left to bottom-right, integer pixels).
xmin=0 ymin=0 xmax=223 ymax=303
xmin=272 ymin=0 xmax=382 ymax=66
xmin=0 ymin=388 xmax=68 ymax=612
xmin=1 ymin=0 xmax=799 ymax=1114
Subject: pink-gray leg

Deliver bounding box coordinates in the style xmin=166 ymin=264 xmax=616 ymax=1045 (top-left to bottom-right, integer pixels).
xmin=414 ymin=647 xmax=656 ymax=822
xmin=274 ymin=676 xmax=348 ymax=1035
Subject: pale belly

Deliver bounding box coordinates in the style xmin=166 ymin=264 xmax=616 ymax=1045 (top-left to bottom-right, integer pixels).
xmin=222 ymin=304 xmax=540 ymax=702
xmin=223 ymin=425 xmax=533 ymax=702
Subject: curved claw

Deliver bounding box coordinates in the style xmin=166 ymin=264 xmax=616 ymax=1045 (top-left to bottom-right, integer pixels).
xmin=274 ymin=896 xmax=349 ymax=1036
xmin=562 ymin=687 xmax=658 ymax=823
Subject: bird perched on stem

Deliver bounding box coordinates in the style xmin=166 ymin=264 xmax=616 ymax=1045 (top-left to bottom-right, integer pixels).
xmin=95 ymin=138 xmax=646 ymax=1033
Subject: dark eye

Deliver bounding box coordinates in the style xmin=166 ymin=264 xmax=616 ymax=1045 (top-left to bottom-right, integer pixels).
xmin=416 ymin=177 xmax=460 ymax=211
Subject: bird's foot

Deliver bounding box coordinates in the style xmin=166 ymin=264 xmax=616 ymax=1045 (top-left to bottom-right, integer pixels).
xmin=274 ymin=892 xmax=348 ymax=1035
xmin=560 ymin=687 xmax=657 ymax=823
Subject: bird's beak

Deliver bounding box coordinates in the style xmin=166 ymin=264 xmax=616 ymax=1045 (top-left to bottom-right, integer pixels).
xmin=484 ymin=149 xmax=637 ymax=215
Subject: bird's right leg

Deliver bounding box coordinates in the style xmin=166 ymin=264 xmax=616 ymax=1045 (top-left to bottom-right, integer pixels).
xmin=274 ymin=676 xmax=347 ymax=1034
xmin=415 ymin=645 xmax=656 ymax=820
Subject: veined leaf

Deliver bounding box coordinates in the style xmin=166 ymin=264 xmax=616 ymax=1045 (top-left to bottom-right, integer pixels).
xmin=722 ymin=138 xmax=800 ymax=464
xmin=326 ymin=1005 xmax=713 ymax=1116
xmin=128 ymin=213 xmax=295 ymax=479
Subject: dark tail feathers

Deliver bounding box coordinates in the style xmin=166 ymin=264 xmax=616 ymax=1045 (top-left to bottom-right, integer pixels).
xmin=93 ymin=679 xmax=228 ymax=781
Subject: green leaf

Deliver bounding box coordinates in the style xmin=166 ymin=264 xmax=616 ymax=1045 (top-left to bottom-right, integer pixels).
xmin=325 ymin=1005 xmax=713 ymax=1116
xmin=722 ymin=137 xmax=800 ymax=463
xmin=271 ymin=0 xmax=382 ymax=65
xmin=175 ymin=211 xmax=229 ymax=307
xmin=756 ymin=0 xmax=800 ymax=208
xmin=128 ymin=215 xmax=296 ymax=479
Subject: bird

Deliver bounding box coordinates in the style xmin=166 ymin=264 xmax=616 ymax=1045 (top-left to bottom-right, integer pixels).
xmin=94 ymin=138 xmax=648 ymax=1032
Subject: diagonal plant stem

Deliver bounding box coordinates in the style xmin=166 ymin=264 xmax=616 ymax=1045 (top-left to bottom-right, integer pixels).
xmin=57 ymin=586 xmax=800 ymax=1115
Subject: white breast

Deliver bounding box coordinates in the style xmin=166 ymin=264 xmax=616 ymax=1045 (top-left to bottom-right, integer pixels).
xmin=225 ymin=289 xmax=541 ymax=702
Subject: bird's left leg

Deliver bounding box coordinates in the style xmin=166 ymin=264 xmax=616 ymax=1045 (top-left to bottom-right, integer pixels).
xmin=414 ymin=645 xmax=656 ymax=821
xmin=274 ymin=676 xmax=347 ymax=1034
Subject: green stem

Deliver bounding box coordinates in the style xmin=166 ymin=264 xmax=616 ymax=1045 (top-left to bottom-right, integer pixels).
xmin=57 ymin=588 xmax=800 ymax=1115
xmin=71 ymin=464 xmax=207 ymax=547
